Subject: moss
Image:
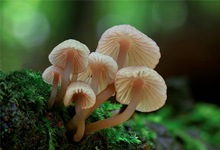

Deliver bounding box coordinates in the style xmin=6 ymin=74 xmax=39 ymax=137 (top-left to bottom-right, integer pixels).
xmin=2 ymin=70 xmax=220 ymax=150
xmin=0 ymin=69 xmax=58 ymax=149
xmin=0 ymin=70 xmax=152 ymax=150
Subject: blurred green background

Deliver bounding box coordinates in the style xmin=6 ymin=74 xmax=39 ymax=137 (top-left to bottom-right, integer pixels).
xmin=1 ymin=1 xmax=220 ymax=149
xmin=1 ymin=0 xmax=220 ymax=103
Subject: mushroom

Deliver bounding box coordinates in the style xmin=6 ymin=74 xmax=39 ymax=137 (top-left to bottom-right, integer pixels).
xmin=49 ymin=39 xmax=90 ymax=105
xmin=85 ymin=66 xmax=167 ymax=134
xmin=92 ymin=25 xmax=161 ymax=114
xmin=96 ymin=24 xmax=160 ymax=69
xmin=64 ymin=81 xmax=96 ymax=142
xmin=67 ymin=83 xmax=116 ymax=131
xmin=78 ymin=52 xmax=118 ymax=95
xmin=42 ymin=65 xmax=63 ymax=109
xmin=77 ymin=52 xmax=117 ymax=119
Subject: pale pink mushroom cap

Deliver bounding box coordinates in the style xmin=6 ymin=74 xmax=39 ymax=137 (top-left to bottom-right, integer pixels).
xmin=63 ymin=81 xmax=96 ymax=109
xmin=115 ymin=66 xmax=167 ymax=112
xmin=49 ymin=39 xmax=90 ymax=74
xmin=42 ymin=65 xmax=63 ymax=86
xmin=77 ymin=52 xmax=118 ymax=93
xmin=96 ymin=25 xmax=160 ymax=69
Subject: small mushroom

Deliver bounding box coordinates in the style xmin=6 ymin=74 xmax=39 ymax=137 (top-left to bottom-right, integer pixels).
xmin=85 ymin=66 xmax=167 ymax=134
xmin=49 ymin=39 xmax=90 ymax=105
xmin=42 ymin=65 xmax=63 ymax=109
xmin=77 ymin=52 xmax=117 ymax=119
xmin=64 ymin=81 xmax=96 ymax=142
xmin=78 ymin=52 xmax=118 ymax=95
xmin=96 ymin=24 xmax=160 ymax=69
xmin=69 ymin=83 xmax=116 ymax=128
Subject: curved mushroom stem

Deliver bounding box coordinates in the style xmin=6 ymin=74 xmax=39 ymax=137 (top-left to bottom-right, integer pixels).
xmin=85 ymin=80 xmax=143 ymax=134
xmin=117 ymin=40 xmax=130 ymax=69
xmin=85 ymin=83 xmax=115 ymax=119
xmin=65 ymin=83 xmax=115 ymax=132
xmin=65 ymin=116 xmax=77 ymax=132
xmin=73 ymin=96 xmax=85 ymax=142
xmin=48 ymin=73 xmax=60 ymax=109
xmin=55 ymin=53 xmax=74 ymax=106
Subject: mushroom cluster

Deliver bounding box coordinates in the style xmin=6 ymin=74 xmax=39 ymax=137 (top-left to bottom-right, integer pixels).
xmin=42 ymin=24 xmax=167 ymax=142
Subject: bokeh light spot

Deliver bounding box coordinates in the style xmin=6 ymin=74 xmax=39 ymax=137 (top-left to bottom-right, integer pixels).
xmin=2 ymin=1 xmax=50 ymax=49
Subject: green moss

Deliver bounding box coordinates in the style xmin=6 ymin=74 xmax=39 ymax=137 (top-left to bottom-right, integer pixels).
xmin=0 ymin=69 xmax=57 ymax=149
xmin=2 ymin=70 xmax=220 ymax=150
xmin=0 ymin=70 xmax=151 ymax=150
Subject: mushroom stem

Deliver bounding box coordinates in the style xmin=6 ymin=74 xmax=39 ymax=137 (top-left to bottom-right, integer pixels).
xmin=66 ymin=83 xmax=115 ymax=132
xmin=65 ymin=116 xmax=77 ymax=132
xmin=86 ymin=83 xmax=115 ymax=118
xmin=73 ymin=96 xmax=85 ymax=142
xmin=117 ymin=40 xmax=129 ymax=69
xmin=91 ymin=66 xmax=101 ymax=95
xmin=48 ymin=73 xmax=60 ymax=109
xmin=81 ymin=66 xmax=101 ymax=120
xmin=55 ymin=53 xmax=74 ymax=105
xmin=85 ymin=80 xmax=143 ymax=134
